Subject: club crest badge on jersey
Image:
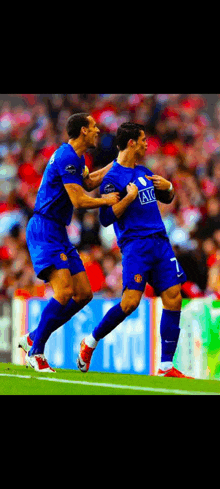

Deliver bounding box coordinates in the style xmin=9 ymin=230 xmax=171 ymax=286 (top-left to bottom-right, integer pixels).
xmin=60 ymin=253 xmax=68 ymax=261
xmin=134 ymin=274 xmax=142 ymax=283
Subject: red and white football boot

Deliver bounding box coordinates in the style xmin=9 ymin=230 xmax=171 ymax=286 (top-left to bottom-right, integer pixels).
xmin=25 ymin=353 xmax=56 ymax=373
xmin=77 ymin=338 xmax=95 ymax=372
xmin=18 ymin=333 xmax=33 ymax=353
xmin=157 ymin=366 xmax=194 ymax=379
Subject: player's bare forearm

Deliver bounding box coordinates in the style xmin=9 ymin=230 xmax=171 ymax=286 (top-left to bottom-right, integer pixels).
xmin=78 ymin=194 xmax=111 ymax=209
xmin=64 ymin=183 xmax=119 ymax=210
xmin=104 ymin=194 xmax=134 ymax=219
xmin=83 ymin=161 xmax=114 ymax=191
xmin=108 ymin=182 xmax=138 ymax=219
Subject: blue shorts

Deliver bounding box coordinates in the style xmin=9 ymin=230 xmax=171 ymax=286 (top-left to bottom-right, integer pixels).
xmin=26 ymin=214 xmax=85 ymax=283
xmin=121 ymin=232 xmax=187 ymax=295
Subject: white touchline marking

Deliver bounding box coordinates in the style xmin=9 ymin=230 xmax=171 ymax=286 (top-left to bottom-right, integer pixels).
xmin=0 ymin=373 xmax=32 ymax=379
xmin=0 ymin=373 xmax=219 ymax=395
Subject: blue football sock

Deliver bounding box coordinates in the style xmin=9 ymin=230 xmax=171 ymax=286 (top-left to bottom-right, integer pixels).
xmin=29 ymin=297 xmax=81 ymax=355
xmin=92 ymin=302 xmax=127 ymax=341
xmin=160 ymin=309 xmax=181 ymax=362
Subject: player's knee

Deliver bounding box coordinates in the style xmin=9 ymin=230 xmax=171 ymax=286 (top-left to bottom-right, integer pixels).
xmin=59 ymin=285 xmax=75 ymax=305
xmin=162 ymin=287 xmax=182 ymax=310
xmin=121 ymin=297 xmax=140 ymax=316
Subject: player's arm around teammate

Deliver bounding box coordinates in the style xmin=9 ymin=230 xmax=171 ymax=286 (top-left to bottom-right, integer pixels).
xmin=64 ymin=182 xmax=119 ymax=210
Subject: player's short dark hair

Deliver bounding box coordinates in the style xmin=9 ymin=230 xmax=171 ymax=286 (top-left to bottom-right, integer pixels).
xmin=66 ymin=113 xmax=90 ymax=139
xmin=116 ymin=122 xmax=145 ymax=151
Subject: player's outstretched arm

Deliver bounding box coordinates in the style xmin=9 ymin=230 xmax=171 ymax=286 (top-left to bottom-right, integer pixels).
xmin=83 ymin=161 xmax=114 ymax=191
xmin=64 ymin=182 xmax=119 ymax=209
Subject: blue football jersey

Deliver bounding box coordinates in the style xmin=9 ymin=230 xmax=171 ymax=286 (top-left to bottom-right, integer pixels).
xmin=34 ymin=143 xmax=86 ymax=226
xmin=100 ymin=160 xmax=168 ymax=247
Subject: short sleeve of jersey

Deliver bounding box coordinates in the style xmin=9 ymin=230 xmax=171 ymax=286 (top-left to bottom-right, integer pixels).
xmin=56 ymin=151 xmax=84 ymax=186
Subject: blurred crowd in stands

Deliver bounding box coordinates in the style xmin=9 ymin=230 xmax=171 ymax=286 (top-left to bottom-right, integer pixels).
xmin=1 ymin=93 xmax=220 ymax=301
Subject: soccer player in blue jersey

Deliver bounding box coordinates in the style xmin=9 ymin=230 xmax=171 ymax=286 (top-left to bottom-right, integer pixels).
xmin=77 ymin=122 xmax=193 ymax=378
xmin=18 ymin=113 xmax=120 ymax=372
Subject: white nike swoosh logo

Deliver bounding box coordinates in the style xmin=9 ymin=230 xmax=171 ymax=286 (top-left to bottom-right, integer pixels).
xmin=177 ymin=273 xmax=183 ymax=277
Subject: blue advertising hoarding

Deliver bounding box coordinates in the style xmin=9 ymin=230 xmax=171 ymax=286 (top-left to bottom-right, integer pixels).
xmin=27 ymin=297 xmax=151 ymax=375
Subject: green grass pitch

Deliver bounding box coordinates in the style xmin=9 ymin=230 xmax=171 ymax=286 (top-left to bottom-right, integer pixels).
xmin=1 ymin=363 xmax=220 ymax=395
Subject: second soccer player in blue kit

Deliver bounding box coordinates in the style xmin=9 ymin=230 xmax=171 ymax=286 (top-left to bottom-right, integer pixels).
xmin=77 ymin=122 xmax=193 ymax=378
xmin=18 ymin=113 xmax=120 ymax=372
